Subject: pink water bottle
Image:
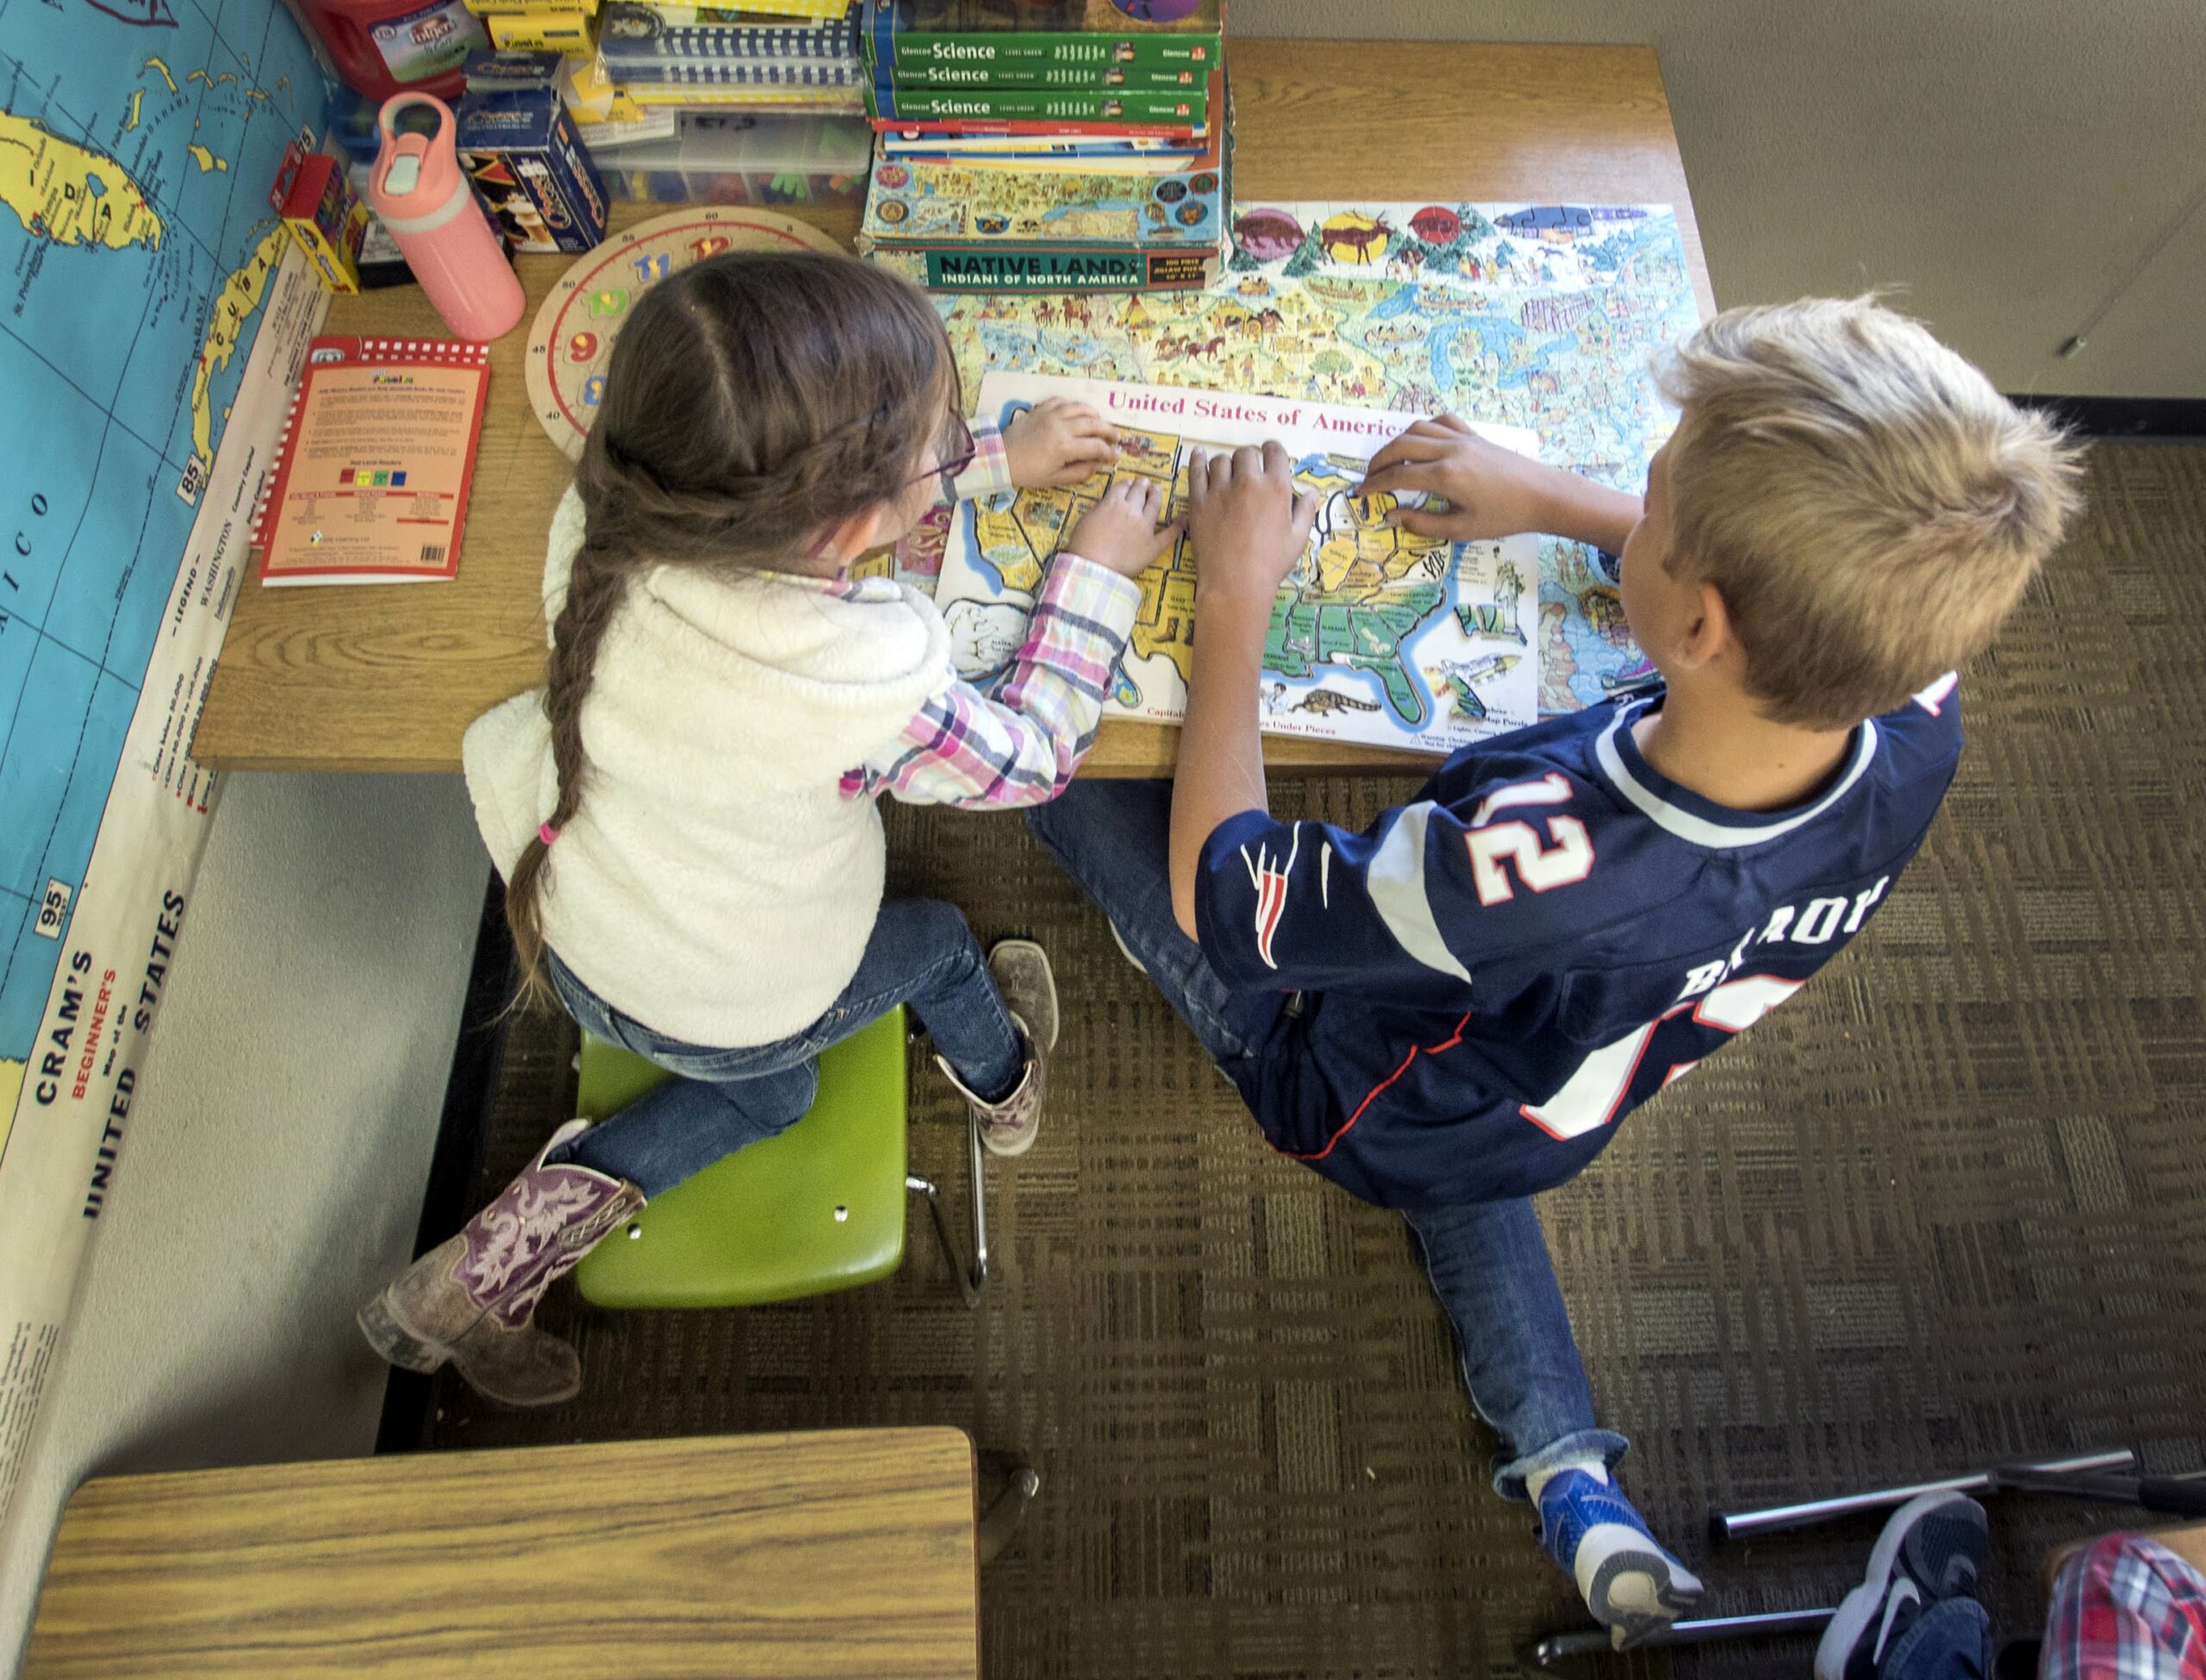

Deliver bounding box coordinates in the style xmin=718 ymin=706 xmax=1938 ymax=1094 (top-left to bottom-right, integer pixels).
xmin=366 ymin=93 xmax=524 ymax=342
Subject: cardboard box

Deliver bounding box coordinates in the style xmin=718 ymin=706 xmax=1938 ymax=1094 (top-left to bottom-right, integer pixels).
xmin=486 ymin=7 xmax=597 ymax=54
xmin=269 ymin=140 xmax=369 ymax=293
xmin=457 ymin=50 xmax=610 ymax=252
xmin=463 ymin=0 xmax=598 ymax=17
xmin=564 ymin=53 xmax=649 ymax=124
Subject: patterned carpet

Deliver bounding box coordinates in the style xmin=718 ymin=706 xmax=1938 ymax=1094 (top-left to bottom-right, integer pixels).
xmin=433 ymin=443 xmax=2206 ymax=1678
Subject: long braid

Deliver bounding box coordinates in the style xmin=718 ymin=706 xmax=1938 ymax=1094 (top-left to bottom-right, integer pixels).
xmin=504 ymin=531 xmax=630 ymax=1010
xmin=498 ymin=248 xmax=955 ymax=1010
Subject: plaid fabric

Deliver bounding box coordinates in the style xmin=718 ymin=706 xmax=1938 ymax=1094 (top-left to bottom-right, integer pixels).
xmin=839 ymin=413 xmax=1139 ymax=808
xmin=952 ymin=421 xmax=1016 ymax=502
xmin=849 ymin=553 xmax=1137 ymax=808
xmin=2042 ymin=1534 xmax=2206 ymax=1680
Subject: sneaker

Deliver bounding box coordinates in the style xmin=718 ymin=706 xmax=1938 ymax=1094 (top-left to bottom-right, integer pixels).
xmin=1536 ymin=1469 xmax=1705 ymax=1650
xmin=1813 ymin=1491 xmax=1990 ymax=1680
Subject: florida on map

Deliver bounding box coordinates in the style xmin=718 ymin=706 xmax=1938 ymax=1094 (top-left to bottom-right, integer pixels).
xmin=935 ymin=373 xmax=1542 ymax=755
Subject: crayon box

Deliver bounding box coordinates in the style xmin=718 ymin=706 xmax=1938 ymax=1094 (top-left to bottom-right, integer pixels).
xmin=270 ymin=139 xmax=371 ymax=293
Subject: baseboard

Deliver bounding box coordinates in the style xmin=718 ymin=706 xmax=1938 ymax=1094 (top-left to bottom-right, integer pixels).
xmin=2008 ymin=394 xmax=2206 ymax=439
xmin=372 ymin=874 xmax=514 ymax=1454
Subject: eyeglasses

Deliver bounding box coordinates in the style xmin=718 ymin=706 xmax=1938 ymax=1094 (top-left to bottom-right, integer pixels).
xmin=903 ymin=408 xmax=976 ymax=501
xmin=804 ymin=405 xmax=978 ymax=563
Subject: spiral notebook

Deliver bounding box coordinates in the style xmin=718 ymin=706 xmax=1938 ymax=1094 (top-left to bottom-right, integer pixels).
xmin=252 ymin=336 xmax=491 ymax=586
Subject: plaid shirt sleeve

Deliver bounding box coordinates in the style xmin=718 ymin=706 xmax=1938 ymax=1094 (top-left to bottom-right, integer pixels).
xmin=947 ymin=420 xmax=1016 ymax=504
xmin=850 ymin=553 xmax=1139 ymax=810
xmin=2042 ymin=1534 xmax=2206 ymax=1680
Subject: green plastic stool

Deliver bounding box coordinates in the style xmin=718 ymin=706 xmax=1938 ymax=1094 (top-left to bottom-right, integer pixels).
xmin=571 ymin=1006 xmax=988 ymax=1310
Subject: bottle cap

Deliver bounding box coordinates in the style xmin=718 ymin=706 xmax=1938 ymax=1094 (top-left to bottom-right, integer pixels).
xmin=366 ymin=94 xmax=469 ymax=230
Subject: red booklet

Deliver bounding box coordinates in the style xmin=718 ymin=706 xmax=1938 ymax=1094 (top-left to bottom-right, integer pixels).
xmin=252 ymin=336 xmax=491 ymax=586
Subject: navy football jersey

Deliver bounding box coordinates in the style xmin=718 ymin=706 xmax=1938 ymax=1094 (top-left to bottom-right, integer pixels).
xmin=1193 ymin=676 xmax=1966 ymax=1211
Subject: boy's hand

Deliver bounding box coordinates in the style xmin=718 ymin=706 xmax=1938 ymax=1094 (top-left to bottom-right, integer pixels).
xmin=1360 ymin=414 xmax=1564 ymax=539
xmin=1064 ymin=476 xmax=1181 ymax=578
xmin=1003 ymin=396 xmax=1120 ymax=489
xmin=1185 ymin=442 xmax=1319 ymax=607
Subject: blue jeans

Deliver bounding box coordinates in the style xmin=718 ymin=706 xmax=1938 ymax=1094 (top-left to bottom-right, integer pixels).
xmin=1029 ymin=780 xmax=1626 ymax=1500
xmin=544 ymin=897 xmax=1024 ymax=1199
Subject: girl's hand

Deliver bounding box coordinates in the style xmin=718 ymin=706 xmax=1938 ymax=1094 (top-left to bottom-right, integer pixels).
xmin=1185 ymin=442 xmax=1319 ymax=608
xmin=1064 ymin=476 xmax=1181 ymax=578
xmin=1359 ymin=414 xmax=1567 ymax=539
xmin=1004 ymin=396 xmax=1120 ymax=488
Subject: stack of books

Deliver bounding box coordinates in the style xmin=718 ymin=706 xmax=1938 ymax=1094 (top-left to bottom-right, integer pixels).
xmin=855 ymin=0 xmax=1229 ymax=292
xmin=595 ymin=0 xmax=865 ymax=110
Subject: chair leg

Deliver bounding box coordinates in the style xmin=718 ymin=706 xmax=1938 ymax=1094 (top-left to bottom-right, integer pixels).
xmin=974 ymin=1453 xmax=1040 ymax=1566
xmin=907 ymin=1109 xmax=988 ymax=1305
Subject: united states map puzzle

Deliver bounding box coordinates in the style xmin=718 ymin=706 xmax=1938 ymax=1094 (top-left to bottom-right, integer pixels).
xmin=897 ymin=202 xmax=1701 ymax=716
xmin=935 ymin=373 xmax=1542 ymax=755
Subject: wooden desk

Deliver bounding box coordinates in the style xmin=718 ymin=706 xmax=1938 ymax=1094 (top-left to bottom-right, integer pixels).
xmin=194 ymin=40 xmax=1712 ymax=775
xmin=22 ymin=1429 xmax=977 ymax=1679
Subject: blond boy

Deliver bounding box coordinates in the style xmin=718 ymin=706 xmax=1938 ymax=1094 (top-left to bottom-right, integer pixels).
xmin=1027 ymin=298 xmax=2083 ymax=1644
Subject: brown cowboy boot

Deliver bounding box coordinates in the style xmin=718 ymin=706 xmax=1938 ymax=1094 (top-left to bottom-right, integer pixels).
xmin=937 ymin=940 xmax=1056 ymax=1159
xmin=357 ymin=1120 xmax=642 ymax=1407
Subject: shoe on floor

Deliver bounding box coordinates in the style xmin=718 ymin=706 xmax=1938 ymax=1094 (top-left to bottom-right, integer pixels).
xmin=1814 ymin=1491 xmax=1990 ymax=1680
xmin=935 ymin=940 xmax=1055 ymax=1158
xmin=988 ymin=938 xmax=1058 ymax=1054
xmin=1536 ymin=1468 xmax=1705 ymax=1650
xmin=356 ymin=1119 xmax=643 ymax=1408
xmin=944 ymin=1024 xmax=1046 ymax=1158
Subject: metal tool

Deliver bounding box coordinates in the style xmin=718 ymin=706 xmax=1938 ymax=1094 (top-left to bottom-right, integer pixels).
xmin=1531 ymin=1608 xmax=1835 ymax=1667
xmin=1716 ymin=1448 xmax=2137 ymax=1540
xmin=1987 ymin=1465 xmax=2206 ymax=1519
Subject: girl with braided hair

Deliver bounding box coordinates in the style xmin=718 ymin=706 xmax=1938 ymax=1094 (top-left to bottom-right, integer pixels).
xmin=359 ymin=251 xmax=1176 ymax=1406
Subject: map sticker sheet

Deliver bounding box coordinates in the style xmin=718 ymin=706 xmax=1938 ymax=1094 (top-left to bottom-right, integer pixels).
xmin=0 ymin=3 xmax=328 ymax=1533
xmin=938 ymin=372 xmax=1542 ymax=754
xmin=905 ymin=202 xmax=1704 ymax=713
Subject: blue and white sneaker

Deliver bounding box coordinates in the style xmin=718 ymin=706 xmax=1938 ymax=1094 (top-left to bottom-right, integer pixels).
xmin=1536 ymin=1469 xmax=1706 ymax=1649
xmin=1813 ymin=1491 xmax=1990 ymax=1680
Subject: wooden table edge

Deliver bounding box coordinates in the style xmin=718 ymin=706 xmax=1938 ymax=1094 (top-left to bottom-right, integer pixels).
xmin=28 ymin=1427 xmax=982 ymax=1679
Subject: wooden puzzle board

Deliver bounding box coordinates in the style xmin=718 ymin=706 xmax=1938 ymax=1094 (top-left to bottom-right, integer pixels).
xmin=524 ymin=207 xmax=841 ymax=462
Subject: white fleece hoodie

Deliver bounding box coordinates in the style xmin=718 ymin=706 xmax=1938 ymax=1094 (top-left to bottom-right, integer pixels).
xmin=463 ymin=489 xmax=951 ymax=1048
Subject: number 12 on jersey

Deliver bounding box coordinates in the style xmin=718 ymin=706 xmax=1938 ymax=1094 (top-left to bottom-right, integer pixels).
xmin=1467 ymin=816 xmax=1594 ymax=905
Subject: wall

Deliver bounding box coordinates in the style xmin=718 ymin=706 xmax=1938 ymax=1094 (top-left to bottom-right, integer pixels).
xmin=0 ymin=773 xmax=486 ymax=1674
xmin=1233 ymin=0 xmax=2206 ymax=398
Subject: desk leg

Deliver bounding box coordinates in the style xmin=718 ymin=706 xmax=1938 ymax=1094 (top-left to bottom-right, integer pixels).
xmin=975 ymin=1456 xmax=1041 ymax=1566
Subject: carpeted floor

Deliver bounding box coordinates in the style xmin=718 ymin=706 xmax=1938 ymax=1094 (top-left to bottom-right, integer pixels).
xmin=432 ymin=442 xmax=2206 ymax=1678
